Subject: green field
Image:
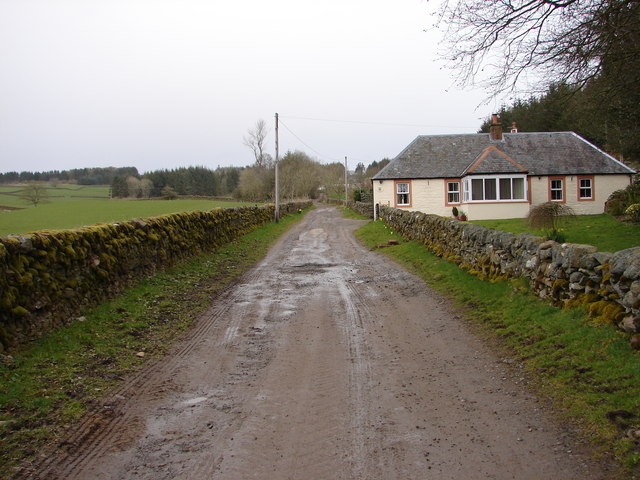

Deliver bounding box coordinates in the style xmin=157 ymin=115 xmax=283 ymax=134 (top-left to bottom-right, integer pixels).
xmin=0 ymin=185 xmax=252 ymax=236
xmin=473 ymin=214 xmax=640 ymax=252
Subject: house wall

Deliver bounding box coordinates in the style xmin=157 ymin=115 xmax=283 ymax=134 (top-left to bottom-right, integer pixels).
xmin=529 ymin=174 xmax=632 ymax=214
xmin=373 ymin=179 xmax=452 ymax=217
xmin=375 ymin=174 xmax=633 ymax=220
xmin=411 ymin=179 xmax=450 ymax=216
xmin=373 ymin=179 xmax=394 ymax=211
xmin=463 ymin=202 xmax=531 ymax=220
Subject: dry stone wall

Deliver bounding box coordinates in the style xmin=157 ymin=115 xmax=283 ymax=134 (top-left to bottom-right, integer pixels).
xmin=351 ymin=201 xmax=374 ymax=218
xmin=0 ymin=202 xmax=311 ymax=351
xmin=379 ymin=206 xmax=640 ymax=335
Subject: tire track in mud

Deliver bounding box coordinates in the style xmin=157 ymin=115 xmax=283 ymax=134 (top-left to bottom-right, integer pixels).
xmin=21 ymin=206 xmax=613 ymax=480
xmin=21 ymin=222 xmax=307 ymax=479
xmin=24 ymin=286 xmax=249 ymax=479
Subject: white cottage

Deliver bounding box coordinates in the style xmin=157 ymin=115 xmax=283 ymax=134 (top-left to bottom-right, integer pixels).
xmin=372 ymin=116 xmax=636 ymax=220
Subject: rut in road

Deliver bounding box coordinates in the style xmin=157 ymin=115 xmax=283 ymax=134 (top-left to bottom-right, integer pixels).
xmin=24 ymin=206 xmax=610 ymax=480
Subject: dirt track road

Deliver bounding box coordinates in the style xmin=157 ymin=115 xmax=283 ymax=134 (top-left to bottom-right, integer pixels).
xmin=29 ymin=206 xmax=610 ymax=479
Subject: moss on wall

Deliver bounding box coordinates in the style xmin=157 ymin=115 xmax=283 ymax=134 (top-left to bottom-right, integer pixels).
xmin=379 ymin=206 xmax=640 ymax=335
xmin=0 ymin=202 xmax=310 ymax=351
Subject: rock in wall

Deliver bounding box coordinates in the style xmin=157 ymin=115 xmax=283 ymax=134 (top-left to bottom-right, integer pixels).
xmin=0 ymin=202 xmax=311 ymax=351
xmin=379 ymin=206 xmax=640 ymax=335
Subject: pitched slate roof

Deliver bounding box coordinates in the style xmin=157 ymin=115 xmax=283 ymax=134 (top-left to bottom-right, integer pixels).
xmin=373 ymin=132 xmax=635 ymax=180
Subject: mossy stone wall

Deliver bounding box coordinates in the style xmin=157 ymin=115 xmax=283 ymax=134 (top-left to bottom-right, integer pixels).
xmin=380 ymin=206 xmax=640 ymax=333
xmin=0 ymin=202 xmax=310 ymax=351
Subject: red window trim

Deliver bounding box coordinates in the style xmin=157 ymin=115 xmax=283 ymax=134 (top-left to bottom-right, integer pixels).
xmin=394 ymin=179 xmax=412 ymax=208
xmin=577 ymin=175 xmax=595 ymax=201
xmin=548 ymin=176 xmax=566 ymax=203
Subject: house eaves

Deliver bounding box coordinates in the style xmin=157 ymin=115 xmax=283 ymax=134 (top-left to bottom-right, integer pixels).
xmin=372 ymin=132 xmax=636 ymax=181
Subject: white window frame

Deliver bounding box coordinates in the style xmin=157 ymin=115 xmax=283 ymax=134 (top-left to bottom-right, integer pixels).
xmin=550 ymin=178 xmax=564 ymax=202
xmin=578 ymin=177 xmax=593 ymax=200
xmin=396 ymin=181 xmax=410 ymax=206
xmin=462 ymin=175 xmax=527 ymax=203
xmin=447 ymin=181 xmax=460 ymax=204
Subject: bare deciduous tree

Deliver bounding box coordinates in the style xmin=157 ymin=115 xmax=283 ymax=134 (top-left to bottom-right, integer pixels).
xmin=236 ymin=165 xmax=275 ymax=202
xmin=279 ymin=151 xmax=321 ymax=200
xmin=20 ymin=182 xmax=49 ymax=207
xmin=126 ymin=176 xmax=141 ymax=198
xmin=140 ymin=178 xmax=154 ymax=199
xmin=243 ymin=119 xmax=271 ymax=168
xmin=433 ymin=0 xmax=640 ymax=96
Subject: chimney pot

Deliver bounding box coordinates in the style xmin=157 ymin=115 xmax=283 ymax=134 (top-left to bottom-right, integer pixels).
xmin=511 ymin=121 xmax=518 ymax=133
xmin=490 ymin=114 xmax=503 ymax=141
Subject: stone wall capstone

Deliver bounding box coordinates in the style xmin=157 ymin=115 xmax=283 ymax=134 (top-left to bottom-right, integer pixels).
xmin=379 ymin=205 xmax=640 ymax=334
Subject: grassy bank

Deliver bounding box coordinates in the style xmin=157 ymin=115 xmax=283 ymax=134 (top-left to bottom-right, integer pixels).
xmin=0 ymin=209 xmax=308 ymax=477
xmin=356 ymin=217 xmax=640 ymax=477
xmin=472 ymin=214 xmax=640 ymax=252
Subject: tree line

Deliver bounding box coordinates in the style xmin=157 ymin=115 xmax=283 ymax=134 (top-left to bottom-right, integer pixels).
xmin=478 ymin=81 xmax=640 ymax=166
xmin=110 ymin=154 xmax=388 ymax=201
xmin=0 ymin=167 xmax=139 ymax=185
xmin=111 ymin=166 xmax=242 ymax=199
xmin=1 ymin=155 xmax=389 ymax=203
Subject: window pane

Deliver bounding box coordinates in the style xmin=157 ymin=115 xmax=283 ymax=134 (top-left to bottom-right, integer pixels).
xmin=448 ymin=182 xmax=460 ymax=203
xmin=484 ymin=178 xmax=497 ymax=200
xmin=513 ymin=178 xmax=525 ymax=199
xmin=499 ymin=178 xmax=511 ymax=199
xmin=397 ymin=182 xmax=409 ymax=194
xmin=471 ymin=179 xmax=483 ymax=200
xmin=579 ymin=178 xmax=592 ymax=198
xmin=550 ymin=178 xmax=562 ymax=201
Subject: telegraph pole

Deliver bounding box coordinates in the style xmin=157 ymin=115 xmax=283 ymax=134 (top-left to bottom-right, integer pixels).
xmin=274 ymin=113 xmax=280 ymax=223
xmin=344 ymin=155 xmax=348 ymax=206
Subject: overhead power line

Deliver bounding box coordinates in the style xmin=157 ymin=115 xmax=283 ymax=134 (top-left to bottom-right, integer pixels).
xmin=279 ymin=114 xmax=477 ymax=130
xmin=277 ymin=119 xmax=343 ymax=162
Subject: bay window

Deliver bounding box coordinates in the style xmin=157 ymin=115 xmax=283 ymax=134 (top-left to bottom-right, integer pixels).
xmin=463 ymin=175 xmax=526 ymax=202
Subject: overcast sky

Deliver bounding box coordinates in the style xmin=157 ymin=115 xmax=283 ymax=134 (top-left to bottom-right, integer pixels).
xmin=0 ymin=0 xmax=501 ymax=174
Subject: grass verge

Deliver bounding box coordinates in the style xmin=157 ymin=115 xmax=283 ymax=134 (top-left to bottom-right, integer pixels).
xmin=337 ymin=205 xmax=370 ymax=220
xmin=0 ymin=208 xmax=309 ymax=477
xmin=356 ymin=217 xmax=640 ymax=477
xmin=473 ymin=214 xmax=640 ymax=252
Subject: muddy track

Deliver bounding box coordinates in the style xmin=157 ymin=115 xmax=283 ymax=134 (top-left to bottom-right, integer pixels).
xmin=19 ymin=206 xmax=613 ymax=479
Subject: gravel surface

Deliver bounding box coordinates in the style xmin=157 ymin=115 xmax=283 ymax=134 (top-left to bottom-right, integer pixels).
xmin=25 ymin=206 xmax=613 ymax=479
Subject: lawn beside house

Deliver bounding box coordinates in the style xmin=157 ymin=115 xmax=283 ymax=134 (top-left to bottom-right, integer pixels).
xmin=472 ymin=214 xmax=640 ymax=252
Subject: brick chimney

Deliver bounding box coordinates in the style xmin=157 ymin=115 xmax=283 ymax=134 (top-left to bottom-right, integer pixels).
xmin=489 ymin=114 xmax=503 ymax=141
